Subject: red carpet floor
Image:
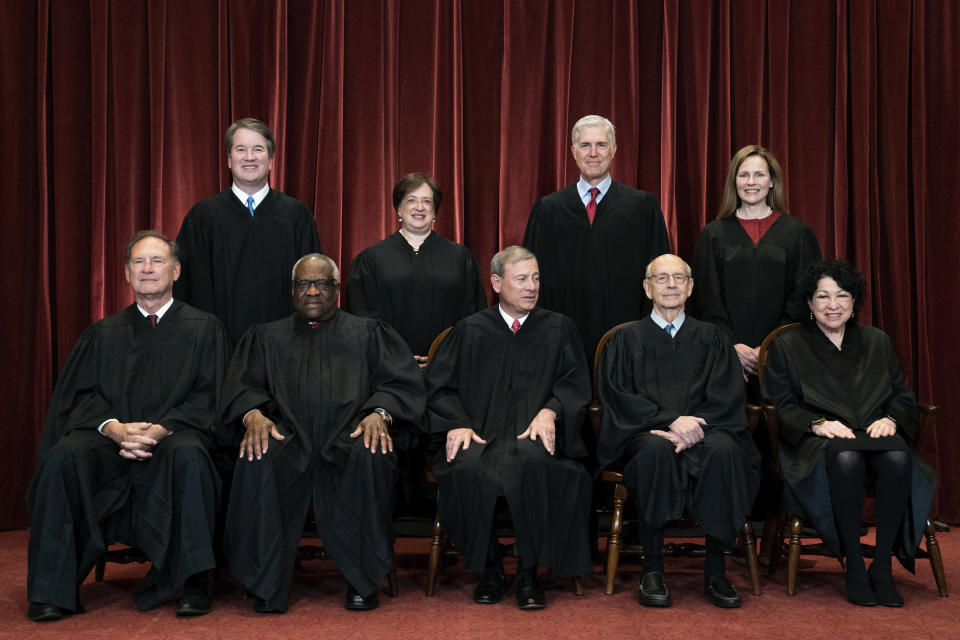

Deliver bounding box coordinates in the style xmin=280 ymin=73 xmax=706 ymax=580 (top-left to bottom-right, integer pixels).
xmin=0 ymin=528 xmax=955 ymax=639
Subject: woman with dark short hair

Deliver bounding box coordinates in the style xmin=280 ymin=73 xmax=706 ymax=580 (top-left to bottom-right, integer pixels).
xmin=762 ymin=259 xmax=936 ymax=607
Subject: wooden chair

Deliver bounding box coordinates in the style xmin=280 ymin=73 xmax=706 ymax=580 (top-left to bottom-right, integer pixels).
xmin=757 ymin=322 xmax=947 ymax=597
xmin=423 ymin=327 xmax=585 ymax=597
xmin=590 ymin=322 xmax=763 ymax=596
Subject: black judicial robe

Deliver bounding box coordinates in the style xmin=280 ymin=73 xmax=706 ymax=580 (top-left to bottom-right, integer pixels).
xmin=174 ymin=188 xmax=321 ymax=344
xmin=220 ymin=312 xmax=426 ymax=608
xmin=523 ymin=182 xmax=671 ymax=359
xmin=26 ymin=301 xmax=230 ymax=612
xmin=761 ymin=322 xmax=936 ymax=568
xmin=426 ymin=306 xmax=593 ymax=577
xmin=597 ymin=316 xmax=760 ymax=547
xmin=690 ymin=214 xmax=821 ymax=349
xmin=345 ymin=230 xmax=487 ymax=357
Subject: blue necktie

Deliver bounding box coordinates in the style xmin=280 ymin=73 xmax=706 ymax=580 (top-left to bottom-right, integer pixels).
xmin=665 ymin=323 xmax=675 ymax=338
xmin=247 ymin=195 xmax=255 ymax=216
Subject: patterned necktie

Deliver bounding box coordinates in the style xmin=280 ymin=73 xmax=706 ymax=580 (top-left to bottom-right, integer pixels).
xmin=247 ymin=195 xmax=255 ymax=216
xmin=586 ymin=187 xmax=599 ymax=224
xmin=511 ymin=319 xmax=520 ymax=334
xmin=309 ymin=321 xmax=321 ymax=329
xmin=148 ymin=314 xmax=158 ymax=328
xmin=665 ymin=322 xmax=675 ymax=338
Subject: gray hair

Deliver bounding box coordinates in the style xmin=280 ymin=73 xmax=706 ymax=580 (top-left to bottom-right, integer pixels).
xmin=571 ymin=115 xmax=616 ymax=147
xmin=291 ymin=253 xmax=339 ymax=282
xmin=225 ymin=117 xmax=276 ymax=157
xmin=125 ymin=230 xmax=180 ymax=263
xmin=491 ymin=246 xmax=536 ymax=278
xmin=645 ymin=254 xmax=692 ymax=278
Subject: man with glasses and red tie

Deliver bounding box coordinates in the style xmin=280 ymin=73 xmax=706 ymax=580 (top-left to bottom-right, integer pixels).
xmin=220 ymin=254 xmax=425 ymax=614
xmin=26 ymin=231 xmax=230 ymax=621
xmin=596 ymin=253 xmax=760 ymax=609
xmin=426 ymin=246 xmax=593 ymax=611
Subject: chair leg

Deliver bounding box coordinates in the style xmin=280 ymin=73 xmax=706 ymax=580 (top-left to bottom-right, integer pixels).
xmin=925 ymin=519 xmax=949 ymax=597
xmin=768 ymin=505 xmax=787 ymax=575
xmin=604 ymin=483 xmax=628 ymax=595
xmin=426 ymin=512 xmax=443 ymax=596
xmin=387 ymin=560 xmax=399 ymax=597
xmin=786 ymin=516 xmax=803 ymax=596
xmin=95 ymin=556 xmax=106 ymax=581
xmin=573 ymin=575 xmax=584 ymax=596
xmin=740 ymin=521 xmax=762 ymax=596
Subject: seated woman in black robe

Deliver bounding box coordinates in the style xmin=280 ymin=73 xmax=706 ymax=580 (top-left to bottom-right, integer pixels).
xmin=762 ymin=259 xmax=936 ymax=607
xmin=346 ymin=173 xmax=486 ymax=515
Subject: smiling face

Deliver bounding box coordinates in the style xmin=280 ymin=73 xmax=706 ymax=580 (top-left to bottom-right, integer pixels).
xmin=491 ymin=258 xmax=540 ymax=319
xmin=396 ymin=182 xmax=436 ymax=234
xmin=292 ymin=257 xmax=339 ymax=322
xmin=125 ymin=236 xmax=180 ymax=303
xmin=227 ymin=127 xmax=274 ymax=192
xmin=735 ymin=154 xmax=773 ymax=208
xmin=643 ymin=254 xmax=693 ymax=317
xmin=808 ymin=276 xmax=854 ymax=333
xmin=571 ymin=125 xmax=617 ymax=185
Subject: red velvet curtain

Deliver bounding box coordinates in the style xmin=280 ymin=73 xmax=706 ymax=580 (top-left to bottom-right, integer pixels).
xmin=2 ymin=0 xmax=957 ymax=529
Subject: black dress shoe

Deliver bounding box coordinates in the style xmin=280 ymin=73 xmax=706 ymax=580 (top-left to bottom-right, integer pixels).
xmin=704 ymin=575 xmax=742 ymax=608
xmin=515 ymin=570 xmax=546 ymax=611
xmin=637 ymin=572 xmax=671 ymax=608
xmin=344 ymin=584 xmax=380 ymax=611
xmin=473 ymin=566 xmax=506 ymax=604
xmin=27 ymin=602 xmax=71 ymax=622
xmin=176 ymin=572 xmax=213 ymax=617
xmin=253 ymin=597 xmax=284 ymax=614
xmin=868 ymin=566 xmax=903 ymax=607
xmin=845 ymin=575 xmax=878 ymax=607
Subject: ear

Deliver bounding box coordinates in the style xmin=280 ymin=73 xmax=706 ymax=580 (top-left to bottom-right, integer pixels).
xmin=491 ymin=274 xmax=502 ymax=294
xmin=124 ymin=263 xmax=133 ymax=285
xmin=642 ymin=278 xmax=653 ymax=301
xmin=172 ymin=261 xmax=181 ymax=282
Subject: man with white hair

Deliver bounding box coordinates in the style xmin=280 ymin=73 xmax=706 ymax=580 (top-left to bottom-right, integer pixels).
xmin=523 ymin=115 xmax=670 ymax=361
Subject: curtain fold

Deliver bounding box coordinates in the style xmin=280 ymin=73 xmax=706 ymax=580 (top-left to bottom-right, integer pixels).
xmin=2 ymin=0 xmax=957 ymax=528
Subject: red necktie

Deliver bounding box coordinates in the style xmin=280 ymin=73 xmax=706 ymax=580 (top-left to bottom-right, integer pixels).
xmin=309 ymin=321 xmax=321 ymax=329
xmin=586 ymin=187 xmax=599 ymax=224
xmin=148 ymin=314 xmax=157 ymax=327
xmin=511 ymin=319 xmax=520 ymax=334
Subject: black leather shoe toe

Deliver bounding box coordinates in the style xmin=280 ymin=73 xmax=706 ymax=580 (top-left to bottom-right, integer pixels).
xmin=473 ymin=567 xmax=506 ymax=604
xmin=515 ymin=571 xmax=546 ymax=611
xmin=345 ymin=585 xmax=380 ymax=611
xmin=176 ymin=573 xmax=213 ymax=617
xmin=253 ymin=597 xmax=284 ymax=614
xmin=637 ymin=572 xmax=671 ymax=608
xmin=704 ymin=575 xmax=742 ymax=608
xmin=27 ymin=602 xmax=71 ymax=623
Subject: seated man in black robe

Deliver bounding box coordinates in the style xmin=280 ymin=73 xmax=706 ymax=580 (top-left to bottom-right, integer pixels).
xmin=597 ymin=253 xmax=760 ymax=609
xmin=221 ymin=254 xmax=426 ymax=613
xmin=426 ymin=246 xmax=593 ymax=611
xmin=26 ymin=231 xmax=230 ymax=622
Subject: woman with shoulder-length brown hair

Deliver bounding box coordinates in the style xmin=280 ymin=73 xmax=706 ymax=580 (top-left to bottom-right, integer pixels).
xmin=690 ymin=145 xmax=821 ymax=394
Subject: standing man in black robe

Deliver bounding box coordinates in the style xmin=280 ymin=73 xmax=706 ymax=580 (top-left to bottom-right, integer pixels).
xmin=175 ymin=117 xmax=321 ymax=345
xmin=426 ymin=246 xmax=593 ymax=611
xmin=221 ymin=254 xmax=426 ymax=613
xmin=26 ymin=231 xmax=230 ymax=622
xmin=523 ymin=114 xmax=671 ymax=361
xmin=597 ymin=254 xmax=760 ymax=608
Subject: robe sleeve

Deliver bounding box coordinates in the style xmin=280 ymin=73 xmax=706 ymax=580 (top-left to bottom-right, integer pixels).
xmin=596 ymin=329 xmax=682 ymax=467
xmin=173 ymin=206 xmax=216 ymax=314
xmin=460 ymin=248 xmax=487 ymax=317
xmin=781 ymin=222 xmax=822 ymax=325
xmin=360 ymin=320 xmax=427 ymax=429
xmin=548 ymin=317 xmax=591 ymax=458
xmin=698 ymin=331 xmax=751 ymax=434
xmin=691 ymin=225 xmax=736 ymax=340
xmin=294 ymin=202 xmax=322 ymax=257
xmin=760 ymin=336 xmax=824 ymax=447
xmin=522 ymin=199 xmax=542 ymax=252
xmin=878 ymin=332 xmax=919 ymax=444
xmin=424 ymin=323 xmax=474 ymax=434
xmin=218 ymin=326 xmax=281 ymax=447
xmin=343 ymin=250 xmax=380 ymax=318
xmin=37 ymin=325 xmax=115 ymax=457
xmin=155 ymin=318 xmax=231 ymax=436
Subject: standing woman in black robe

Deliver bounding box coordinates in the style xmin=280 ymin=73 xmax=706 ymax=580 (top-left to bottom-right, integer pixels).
xmin=346 ymin=172 xmax=486 ymax=514
xmin=762 ymin=259 xmax=935 ymax=607
xmin=691 ymin=145 xmax=821 ymax=394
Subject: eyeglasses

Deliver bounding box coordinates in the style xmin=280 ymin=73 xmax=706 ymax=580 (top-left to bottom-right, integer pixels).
xmin=647 ymin=273 xmax=690 ymax=285
xmin=294 ymin=279 xmax=338 ymax=292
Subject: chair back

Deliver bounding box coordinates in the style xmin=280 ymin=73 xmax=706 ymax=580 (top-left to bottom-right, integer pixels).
xmin=756 ymin=322 xmax=801 ymax=385
xmin=425 ymin=327 xmax=453 ymax=367
xmin=588 ymin=321 xmax=637 ymax=439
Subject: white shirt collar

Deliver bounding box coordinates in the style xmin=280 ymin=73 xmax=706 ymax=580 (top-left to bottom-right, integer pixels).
xmin=577 ymin=175 xmax=612 ymax=204
xmin=498 ymin=305 xmax=529 ymax=329
xmin=136 ymin=297 xmax=175 ymax=321
xmin=650 ymin=310 xmax=685 ymax=333
xmin=232 ymin=183 xmax=270 ymax=209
